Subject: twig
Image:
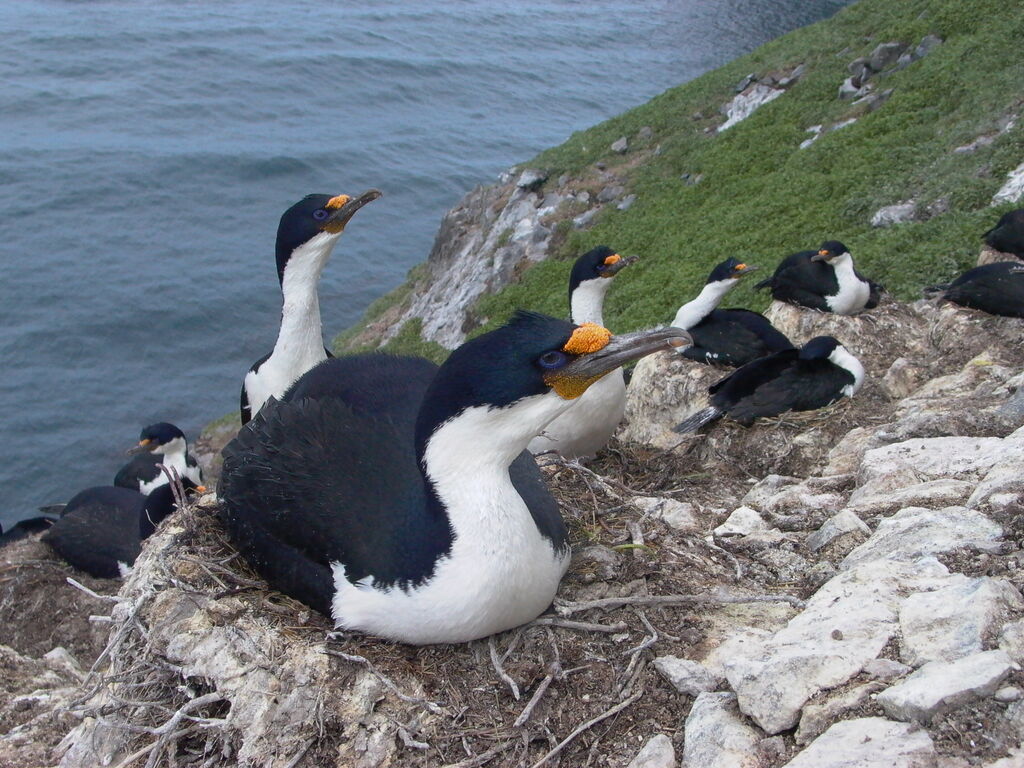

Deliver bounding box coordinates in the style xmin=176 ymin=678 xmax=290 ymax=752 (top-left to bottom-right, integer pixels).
xmin=529 ymin=690 xmax=643 ymax=768
xmin=143 ymin=693 xmax=224 ymax=768
xmin=66 ymin=577 xmax=122 ymax=602
xmin=321 ymin=649 xmax=446 ymax=715
xmin=513 ymin=661 xmax=562 ymax=727
xmin=556 ymin=590 xmax=805 ymax=615
xmin=109 ymin=727 xmax=199 ymax=768
xmin=619 ymin=613 xmax=657 ymax=695
xmin=488 ymin=636 xmax=520 ymax=701
xmin=398 ymin=726 xmax=431 ymax=751
xmin=441 ymin=739 xmax=515 ymax=768
xmin=704 ymin=539 xmax=743 ymax=580
xmin=626 ymin=520 xmax=645 ymax=559
xmin=282 ymin=740 xmax=314 ymax=768
xmin=529 ymin=617 xmax=628 ymax=634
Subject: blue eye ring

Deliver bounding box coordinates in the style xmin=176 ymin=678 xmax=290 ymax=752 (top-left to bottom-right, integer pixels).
xmin=313 ymin=209 xmax=329 ymax=221
xmin=538 ymin=350 xmax=569 ymax=370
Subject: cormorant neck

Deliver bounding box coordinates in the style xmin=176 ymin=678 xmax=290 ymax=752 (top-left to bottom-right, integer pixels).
xmin=272 ymin=233 xmax=339 ymax=363
xmin=570 ymin=278 xmax=612 ymax=326
xmin=830 ymin=253 xmax=858 ymax=281
xmin=672 ymin=279 xmax=736 ymax=329
xmin=157 ymin=437 xmax=187 ymax=461
xmin=830 ymin=346 xmax=865 ymax=395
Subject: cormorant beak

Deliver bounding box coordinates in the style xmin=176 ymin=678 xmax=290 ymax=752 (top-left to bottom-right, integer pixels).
xmin=810 ymin=249 xmax=834 ymax=262
xmin=126 ymin=438 xmax=156 ymax=456
xmin=733 ymin=263 xmax=759 ymax=278
xmin=546 ymin=327 xmax=692 ymax=399
xmin=599 ymin=254 xmax=639 ymax=278
xmin=322 ymin=189 xmax=382 ymax=232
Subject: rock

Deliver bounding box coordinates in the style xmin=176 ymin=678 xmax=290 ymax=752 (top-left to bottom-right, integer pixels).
xmin=598 ymin=184 xmax=625 ymax=203
xmin=633 ymin=496 xmax=700 ymax=532
xmin=574 ymin=545 xmax=621 ymax=581
xmin=627 ymin=734 xmax=676 ymax=768
xmin=718 ymin=84 xmax=784 ymax=132
xmin=724 ymin=558 xmax=951 ymax=734
xmin=611 ymin=137 xmax=628 ymax=154
xmin=795 ymin=682 xmax=884 ymax=744
xmin=899 ymin=576 xmax=1023 ymax=666
xmin=862 ymin=658 xmax=912 ymax=681
xmin=838 ymin=77 xmax=863 ymax=100
xmin=516 ymin=168 xmax=548 ymax=190
xmin=806 ymin=510 xmax=871 ymax=553
xmin=735 ymin=73 xmax=757 ymax=92
xmin=882 ymin=357 xmax=929 ymax=399
xmin=573 ymin=208 xmax=601 ymax=229
xmin=998 ymin=619 xmax=1024 ymax=663
xmin=714 ymin=507 xmax=769 ymax=538
xmin=682 ymin=692 xmax=761 ymax=768
xmin=638 ymin=126 xmax=654 ymax=140
xmin=995 ymin=686 xmax=1022 ymax=703
xmin=654 ymin=656 xmax=722 ymax=696
xmin=915 ymin=34 xmax=943 ymax=59
xmin=871 ymin=200 xmax=917 ymax=227
xmin=993 ymin=161 xmax=1024 ymax=205
xmin=970 ymin=456 xmax=1024 ymax=508
xmin=782 ymin=717 xmax=935 ymax=768
xmin=617 ymin=194 xmax=637 ymax=211
xmin=869 ymin=42 xmax=907 ymax=72
xmin=846 ymin=479 xmax=975 ymax=516
xmin=840 ymin=506 xmax=1003 ymax=570
xmin=877 ymin=650 xmax=1013 ymax=723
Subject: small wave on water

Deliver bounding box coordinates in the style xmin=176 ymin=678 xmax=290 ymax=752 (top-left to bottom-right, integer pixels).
xmin=0 ymin=0 xmax=850 ymax=526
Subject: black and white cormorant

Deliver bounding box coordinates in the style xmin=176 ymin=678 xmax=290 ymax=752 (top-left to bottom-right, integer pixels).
xmin=529 ymin=245 xmax=638 ymax=458
xmin=113 ymin=423 xmax=202 ymax=494
xmin=671 ymin=258 xmax=793 ymax=367
xmin=240 ymin=189 xmax=382 ymax=424
xmin=925 ymin=262 xmax=1024 ymax=318
xmin=0 ymin=515 xmax=59 ymax=546
xmin=673 ymin=335 xmax=864 ymax=433
xmin=220 ymin=312 xmax=689 ymax=644
xmin=755 ymin=241 xmax=881 ymax=314
xmin=43 ymin=480 xmax=203 ymax=578
xmin=984 ymin=209 xmax=1024 ymax=259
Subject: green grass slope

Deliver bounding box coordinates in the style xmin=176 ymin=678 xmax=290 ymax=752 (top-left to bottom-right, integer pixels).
xmin=345 ymin=0 xmax=1023 ymax=356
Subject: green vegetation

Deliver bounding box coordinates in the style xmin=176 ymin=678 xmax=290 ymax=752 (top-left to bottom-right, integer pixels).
xmin=342 ymin=0 xmax=1024 ymax=352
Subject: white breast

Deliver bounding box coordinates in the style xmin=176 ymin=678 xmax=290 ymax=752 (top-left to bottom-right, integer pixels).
xmin=528 ymin=370 xmax=626 ymax=459
xmin=825 ymin=255 xmax=871 ymax=315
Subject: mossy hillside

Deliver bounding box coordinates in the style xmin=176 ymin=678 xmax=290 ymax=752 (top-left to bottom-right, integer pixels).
xmin=468 ymin=0 xmax=1023 ymax=337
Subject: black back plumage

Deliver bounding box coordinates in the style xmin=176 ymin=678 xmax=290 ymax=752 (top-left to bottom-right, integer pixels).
xmin=683 ymin=309 xmax=794 ymax=366
xmin=0 ymin=515 xmax=58 ymax=546
xmin=931 ymin=262 xmax=1024 ymax=318
xmin=221 ymin=315 xmax=573 ymax=615
xmin=755 ymin=242 xmax=880 ymax=311
xmin=984 ymin=209 xmax=1024 ymax=258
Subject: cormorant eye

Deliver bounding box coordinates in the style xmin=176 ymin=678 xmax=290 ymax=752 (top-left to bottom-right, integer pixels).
xmin=538 ymin=350 xmax=569 ymax=370
xmin=313 ymin=209 xmax=329 ymax=221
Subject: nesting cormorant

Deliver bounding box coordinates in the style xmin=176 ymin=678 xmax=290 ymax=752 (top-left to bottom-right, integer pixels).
xmin=755 ymin=241 xmax=881 ymax=314
xmin=529 ymin=245 xmax=638 ymax=458
xmin=671 ymin=258 xmax=793 ymax=366
xmin=0 ymin=515 xmax=58 ymax=546
xmin=983 ymin=209 xmax=1024 ymax=259
xmin=240 ymin=189 xmax=381 ymax=424
xmin=220 ymin=312 xmax=689 ymax=644
xmin=43 ymin=480 xmax=203 ymax=578
xmin=673 ymin=336 xmax=864 ymax=433
xmin=925 ymin=262 xmax=1024 ymax=318
xmin=113 ymin=423 xmax=202 ymax=494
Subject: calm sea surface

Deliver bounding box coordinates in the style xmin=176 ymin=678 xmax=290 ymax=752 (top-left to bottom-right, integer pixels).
xmin=0 ymin=0 xmax=849 ymax=526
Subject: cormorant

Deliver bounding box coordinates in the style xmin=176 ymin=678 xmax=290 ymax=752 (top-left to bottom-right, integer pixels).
xmin=241 ymin=190 xmax=381 ymax=424
xmin=925 ymin=262 xmax=1024 ymax=318
xmin=673 ymin=335 xmax=864 ymax=433
xmin=220 ymin=312 xmax=689 ymax=644
xmin=113 ymin=422 xmax=202 ymax=494
xmin=983 ymin=209 xmax=1024 ymax=259
xmin=755 ymin=241 xmax=881 ymax=314
xmin=671 ymin=257 xmax=793 ymax=366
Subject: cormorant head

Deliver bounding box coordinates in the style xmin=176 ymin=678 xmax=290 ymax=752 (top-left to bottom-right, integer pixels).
xmin=274 ymin=189 xmax=381 ymax=284
xmin=799 ymin=336 xmax=842 ymax=360
xmin=128 ymin=422 xmax=186 ymax=454
xmin=568 ymin=245 xmax=636 ymax=294
xmin=811 ymin=241 xmax=851 ymax=262
xmin=416 ymin=311 xmax=689 ymax=462
xmin=139 ymin=478 xmax=205 ymax=539
xmin=706 ymin=257 xmax=759 ymax=284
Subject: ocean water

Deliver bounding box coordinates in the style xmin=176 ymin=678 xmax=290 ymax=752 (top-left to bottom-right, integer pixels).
xmin=0 ymin=0 xmax=849 ymax=527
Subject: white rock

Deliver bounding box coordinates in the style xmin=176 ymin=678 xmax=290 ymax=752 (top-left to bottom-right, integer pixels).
xmin=846 ymin=479 xmax=975 ymax=516
xmin=654 ymin=656 xmax=722 ymax=697
xmin=840 ymin=506 xmax=1003 ymax=570
xmin=717 ymin=84 xmax=784 ymax=132
xmin=627 ymin=734 xmax=676 ymax=768
xmin=782 ymin=717 xmax=935 ymax=768
xmin=806 ymin=510 xmax=871 ymax=552
xmin=992 ymin=161 xmax=1024 ymax=205
xmin=871 ymin=200 xmax=917 ymax=227
xmin=682 ymin=692 xmax=761 ymax=768
xmin=795 ymin=682 xmax=883 ymax=744
xmin=633 ymin=496 xmax=700 ymax=532
xmin=995 ymin=686 xmax=1022 ymax=703
xmin=877 ymin=650 xmax=1013 ymax=723
xmin=714 ymin=507 xmax=769 ymax=537
xmin=968 ymin=457 xmax=1024 ymax=508
xmin=862 ymin=658 xmax=912 ymax=681
xmin=723 ymin=558 xmax=951 ymax=734
xmin=998 ymin=619 xmax=1024 ymax=664
xmin=899 ymin=576 xmax=1023 ymax=666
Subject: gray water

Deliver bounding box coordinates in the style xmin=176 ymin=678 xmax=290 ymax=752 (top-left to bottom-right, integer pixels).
xmin=0 ymin=0 xmax=849 ymax=527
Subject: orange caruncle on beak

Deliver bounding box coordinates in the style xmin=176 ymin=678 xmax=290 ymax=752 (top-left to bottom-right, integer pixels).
xmin=604 ymin=254 xmax=622 ymax=265
xmin=325 ymin=194 xmax=351 ymax=210
xmin=563 ymin=323 xmax=612 ymax=355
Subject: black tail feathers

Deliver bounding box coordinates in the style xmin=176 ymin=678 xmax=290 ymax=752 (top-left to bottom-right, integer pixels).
xmin=672 ymin=406 xmax=723 ymax=434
